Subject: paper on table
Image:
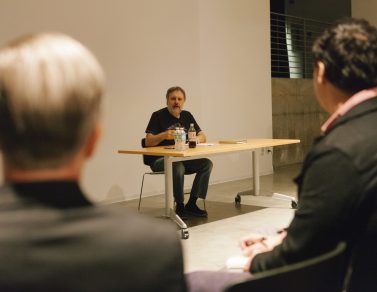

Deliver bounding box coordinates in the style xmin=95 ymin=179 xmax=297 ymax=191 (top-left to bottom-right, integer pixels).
xmin=225 ymin=255 xmax=249 ymax=270
xmin=196 ymin=143 xmax=214 ymax=146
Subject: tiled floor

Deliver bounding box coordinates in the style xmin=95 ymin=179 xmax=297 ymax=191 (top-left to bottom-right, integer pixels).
xmin=120 ymin=163 xmax=300 ymax=224
xmin=120 ymin=163 xmax=302 ymax=272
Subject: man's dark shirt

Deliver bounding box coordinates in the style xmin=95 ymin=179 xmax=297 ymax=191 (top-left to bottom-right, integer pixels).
xmin=145 ymin=107 xmax=201 ymax=166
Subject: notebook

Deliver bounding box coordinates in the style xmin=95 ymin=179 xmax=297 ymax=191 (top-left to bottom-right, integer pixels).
xmin=219 ymin=139 xmax=247 ymax=144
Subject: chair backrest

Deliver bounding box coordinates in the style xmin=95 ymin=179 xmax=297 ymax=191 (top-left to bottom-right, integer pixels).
xmin=141 ymin=138 xmax=154 ymax=166
xmin=225 ymin=241 xmax=347 ymax=292
xmin=141 ymin=138 xmax=146 ymax=148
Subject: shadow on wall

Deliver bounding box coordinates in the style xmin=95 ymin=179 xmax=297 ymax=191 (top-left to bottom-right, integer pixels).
xmin=102 ymin=184 xmax=126 ymax=204
xmin=272 ymin=78 xmax=328 ymax=168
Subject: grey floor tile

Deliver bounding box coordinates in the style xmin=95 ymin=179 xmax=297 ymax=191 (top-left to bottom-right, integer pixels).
xmin=118 ymin=163 xmax=301 ymax=272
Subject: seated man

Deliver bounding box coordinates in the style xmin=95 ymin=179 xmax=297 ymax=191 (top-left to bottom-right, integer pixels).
xmin=187 ymin=17 xmax=377 ymax=292
xmin=243 ymin=19 xmax=377 ymax=292
xmin=145 ymin=86 xmax=213 ymax=219
xmin=0 ymin=33 xmax=186 ymax=292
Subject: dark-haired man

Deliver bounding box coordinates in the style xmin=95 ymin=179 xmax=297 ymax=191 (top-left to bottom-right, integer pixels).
xmin=241 ymin=17 xmax=377 ymax=292
xmin=188 ymin=17 xmax=377 ymax=292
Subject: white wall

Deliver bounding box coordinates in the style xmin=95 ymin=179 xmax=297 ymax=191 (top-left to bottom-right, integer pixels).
xmin=352 ymin=0 xmax=377 ymax=26
xmin=0 ymin=0 xmax=272 ymax=202
xmin=198 ymin=0 xmax=272 ymax=184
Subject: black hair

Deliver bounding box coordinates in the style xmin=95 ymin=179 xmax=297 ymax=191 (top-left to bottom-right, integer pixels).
xmin=312 ymin=18 xmax=377 ymax=94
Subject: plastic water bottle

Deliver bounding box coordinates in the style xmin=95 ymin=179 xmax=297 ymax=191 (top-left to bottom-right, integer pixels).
xmin=188 ymin=123 xmax=197 ymax=148
xmin=174 ymin=127 xmax=186 ymax=151
xmin=174 ymin=127 xmax=181 ymax=150
xmin=180 ymin=127 xmax=186 ymax=150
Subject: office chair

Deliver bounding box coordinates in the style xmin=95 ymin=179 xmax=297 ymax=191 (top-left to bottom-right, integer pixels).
xmin=138 ymin=138 xmax=191 ymax=211
xmin=224 ymin=241 xmax=347 ymax=292
xmin=138 ymin=138 xmax=164 ymax=211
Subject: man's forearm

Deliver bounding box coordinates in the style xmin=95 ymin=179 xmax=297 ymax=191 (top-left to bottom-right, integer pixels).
xmin=145 ymin=133 xmax=166 ymax=147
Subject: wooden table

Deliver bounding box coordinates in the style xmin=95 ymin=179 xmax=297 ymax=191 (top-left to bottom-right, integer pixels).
xmin=118 ymin=138 xmax=300 ymax=238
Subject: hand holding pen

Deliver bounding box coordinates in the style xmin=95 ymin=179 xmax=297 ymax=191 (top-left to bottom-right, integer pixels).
xmin=240 ymin=229 xmax=287 ymax=256
xmin=239 ymin=230 xmax=287 ymax=272
xmin=240 ymin=234 xmax=269 ymax=256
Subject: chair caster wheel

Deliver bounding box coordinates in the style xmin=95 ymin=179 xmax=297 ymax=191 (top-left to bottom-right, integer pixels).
xmin=235 ymin=194 xmax=241 ymax=206
xmin=291 ymin=200 xmax=298 ymax=209
xmin=181 ymin=229 xmax=189 ymax=239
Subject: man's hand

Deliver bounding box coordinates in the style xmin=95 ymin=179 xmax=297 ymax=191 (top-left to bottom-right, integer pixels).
xmin=240 ymin=233 xmax=266 ymax=250
xmin=197 ymin=131 xmax=206 ymax=143
xmin=239 ymin=231 xmax=287 ymax=271
xmin=240 ymin=231 xmax=286 ymax=256
xmin=165 ymin=129 xmax=176 ymax=140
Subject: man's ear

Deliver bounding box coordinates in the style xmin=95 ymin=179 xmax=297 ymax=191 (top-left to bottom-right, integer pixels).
xmin=316 ymin=61 xmax=326 ymax=84
xmin=84 ymin=122 xmax=102 ymax=158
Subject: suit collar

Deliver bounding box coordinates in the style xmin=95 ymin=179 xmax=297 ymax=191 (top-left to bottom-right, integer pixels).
xmin=8 ymin=181 xmax=93 ymax=209
xmin=324 ymin=97 xmax=377 ymax=136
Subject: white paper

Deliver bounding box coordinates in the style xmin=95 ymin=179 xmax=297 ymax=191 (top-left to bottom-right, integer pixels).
xmin=225 ymin=255 xmax=249 ymax=270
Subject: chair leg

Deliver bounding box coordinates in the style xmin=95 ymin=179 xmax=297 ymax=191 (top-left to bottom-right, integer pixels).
xmin=138 ymin=173 xmax=147 ymax=211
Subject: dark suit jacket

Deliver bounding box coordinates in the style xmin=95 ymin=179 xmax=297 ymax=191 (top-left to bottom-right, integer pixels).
xmin=251 ymin=98 xmax=377 ymax=292
xmin=0 ymin=181 xmax=187 ymax=292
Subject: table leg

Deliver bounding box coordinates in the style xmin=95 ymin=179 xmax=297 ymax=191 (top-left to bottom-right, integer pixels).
xmin=235 ymin=150 xmax=260 ymax=204
xmin=164 ymin=156 xmax=189 ymax=239
xmin=164 ymin=156 xmax=173 ymax=217
xmin=252 ymin=150 xmax=260 ymax=196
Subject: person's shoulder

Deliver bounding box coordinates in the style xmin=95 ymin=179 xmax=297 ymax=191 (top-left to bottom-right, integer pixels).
xmin=324 ymin=109 xmax=377 ymax=154
xmin=149 ymin=107 xmax=169 ymax=121
xmin=153 ymin=107 xmax=168 ymax=115
xmin=181 ymin=110 xmax=194 ymax=117
xmin=94 ymin=207 xmax=186 ymax=291
xmin=90 ymin=205 xmax=179 ymax=241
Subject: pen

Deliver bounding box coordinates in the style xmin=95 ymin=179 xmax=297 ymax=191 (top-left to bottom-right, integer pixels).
xmin=245 ymin=237 xmax=267 ymax=247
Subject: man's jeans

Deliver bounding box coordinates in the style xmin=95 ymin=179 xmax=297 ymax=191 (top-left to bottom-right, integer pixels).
xmin=151 ymin=158 xmax=213 ymax=204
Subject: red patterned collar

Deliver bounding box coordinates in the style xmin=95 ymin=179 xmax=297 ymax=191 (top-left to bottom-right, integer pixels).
xmin=321 ymin=87 xmax=377 ymax=134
